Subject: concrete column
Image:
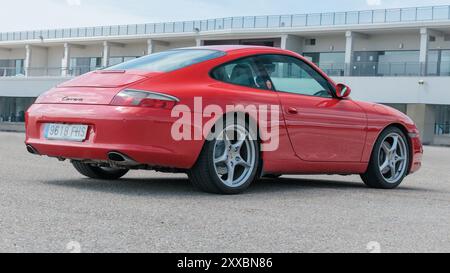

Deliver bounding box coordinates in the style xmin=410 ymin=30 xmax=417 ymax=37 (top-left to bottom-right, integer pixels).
xmin=195 ymin=38 xmax=204 ymax=47
xmin=147 ymin=39 xmax=154 ymax=55
xmin=280 ymin=34 xmax=304 ymax=54
xmin=406 ymin=104 xmax=436 ymax=145
xmin=61 ymin=43 xmax=71 ymax=76
xmin=102 ymin=41 xmax=111 ymax=68
xmin=344 ymin=31 xmax=354 ymax=76
xmin=24 ymin=45 xmax=32 ymax=77
xmin=419 ymin=28 xmax=429 ymax=77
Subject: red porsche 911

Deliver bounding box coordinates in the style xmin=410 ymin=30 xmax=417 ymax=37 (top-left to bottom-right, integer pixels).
xmin=25 ymin=45 xmax=423 ymax=194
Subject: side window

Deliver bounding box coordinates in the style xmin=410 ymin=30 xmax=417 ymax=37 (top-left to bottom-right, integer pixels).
xmin=256 ymin=55 xmax=334 ymax=98
xmin=211 ymin=57 xmax=272 ymax=90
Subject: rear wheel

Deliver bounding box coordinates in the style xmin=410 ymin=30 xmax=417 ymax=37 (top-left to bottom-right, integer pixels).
xmin=72 ymin=161 xmax=129 ymax=180
xmin=188 ymin=119 xmax=260 ymax=194
xmin=361 ymin=127 xmax=410 ymax=189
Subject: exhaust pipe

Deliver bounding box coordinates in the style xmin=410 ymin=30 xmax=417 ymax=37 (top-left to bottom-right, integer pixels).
xmin=107 ymin=151 xmax=139 ymax=166
xmin=26 ymin=145 xmax=39 ymax=155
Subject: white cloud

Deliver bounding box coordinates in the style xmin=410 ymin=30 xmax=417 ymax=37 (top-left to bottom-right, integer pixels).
xmin=366 ymin=0 xmax=382 ymax=6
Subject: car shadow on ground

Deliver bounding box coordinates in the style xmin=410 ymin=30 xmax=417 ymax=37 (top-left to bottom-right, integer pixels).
xmin=42 ymin=176 xmax=425 ymax=197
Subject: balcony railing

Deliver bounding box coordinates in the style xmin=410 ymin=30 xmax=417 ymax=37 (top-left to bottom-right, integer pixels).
xmin=1 ymin=5 xmax=450 ymax=42
xmin=0 ymin=67 xmax=25 ymax=77
xmin=1 ymin=62 xmax=450 ymax=78
xmin=0 ymin=66 xmax=102 ymax=77
xmin=318 ymin=61 xmax=450 ymax=77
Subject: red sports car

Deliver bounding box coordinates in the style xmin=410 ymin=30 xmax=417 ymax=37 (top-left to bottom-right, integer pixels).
xmin=25 ymin=46 xmax=423 ymax=194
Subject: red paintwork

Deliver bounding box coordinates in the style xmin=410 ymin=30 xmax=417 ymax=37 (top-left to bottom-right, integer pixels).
xmin=26 ymin=45 xmax=422 ymax=175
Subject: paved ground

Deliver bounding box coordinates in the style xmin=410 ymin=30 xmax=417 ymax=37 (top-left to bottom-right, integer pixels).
xmin=0 ymin=132 xmax=449 ymax=253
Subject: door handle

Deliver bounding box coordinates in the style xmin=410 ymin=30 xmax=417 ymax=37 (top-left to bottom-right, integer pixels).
xmin=287 ymin=107 xmax=299 ymax=115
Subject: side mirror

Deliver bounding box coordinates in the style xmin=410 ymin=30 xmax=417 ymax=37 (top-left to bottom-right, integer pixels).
xmin=335 ymin=83 xmax=351 ymax=99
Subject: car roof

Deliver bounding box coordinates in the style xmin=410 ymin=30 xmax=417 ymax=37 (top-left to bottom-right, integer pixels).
xmin=181 ymin=45 xmax=288 ymax=53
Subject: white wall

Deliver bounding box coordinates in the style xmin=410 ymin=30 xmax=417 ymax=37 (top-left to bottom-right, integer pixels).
xmin=333 ymin=76 xmax=450 ymax=105
xmin=47 ymin=46 xmax=64 ymax=68
xmin=71 ymin=45 xmax=103 ymax=58
xmin=153 ymin=40 xmax=196 ymax=52
xmin=28 ymin=46 xmax=48 ymax=76
xmin=303 ymin=35 xmax=345 ymax=53
xmin=302 ymin=32 xmax=450 ymax=54
xmin=283 ymin=35 xmax=304 ymax=54
xmin=1 ymin=75 xmax=450 ymax=105
xmin=430 ymin=35 xmax=450 ymax=50
xmin=0 ymin=77 xmax=71 ymax=97
xmin=0 ymin=48 xmax=26 ymax=60
xmin=110 ymin=43 xmax=147 ymax=57
xmin=354 ymin=33 xmax=420 ymax=51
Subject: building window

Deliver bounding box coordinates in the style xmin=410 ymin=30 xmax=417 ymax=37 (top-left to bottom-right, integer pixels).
xmin=435 ymin=105 xmax=450 ymax=136
xmin=351 ymin=50 xmax=420 ymax=76
xmin=69 ymin=57 xmax=102 ymax=76
xmin=428 ymin=50 xmax=440 ymax=76
xmin=109 ymin=56 xmax=140 ymax=66
xmin=0 ymin=59 xmax=24 ymax=77
xmin=378 ymin=51 xmax=420 ymax=76
xmin=0 ymin=97 xmax=35 ymax=123
xmin=440 ymin=50 xmax=450 ymax=76
xmin=303 ymin=52 xmax=345 ymax=76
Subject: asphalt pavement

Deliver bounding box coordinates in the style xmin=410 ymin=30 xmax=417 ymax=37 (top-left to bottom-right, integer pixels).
xmin=0 ymin=132 xmax=449 ymax=253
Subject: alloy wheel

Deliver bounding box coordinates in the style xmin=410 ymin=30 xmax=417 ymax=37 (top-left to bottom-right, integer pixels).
xmin=213 ymin=124 xmax=256 ymax=188
xmin=378 ymin=133 xmax=408 ymax=184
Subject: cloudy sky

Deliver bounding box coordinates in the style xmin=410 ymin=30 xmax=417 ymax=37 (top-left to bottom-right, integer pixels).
xmin=0 ymin=0 xmax=449 ymax=32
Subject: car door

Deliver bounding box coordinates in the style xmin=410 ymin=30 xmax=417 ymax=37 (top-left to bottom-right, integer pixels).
xmin=256 ymin=54 xmax=367 ymax=162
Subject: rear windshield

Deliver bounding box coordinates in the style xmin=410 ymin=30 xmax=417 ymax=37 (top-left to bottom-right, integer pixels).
xmin=105 ymin=49 xmax=226 ymax=72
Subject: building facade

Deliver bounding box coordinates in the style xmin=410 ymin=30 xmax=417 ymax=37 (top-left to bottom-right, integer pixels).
xmin=1 ymin=5 xmax=450 ymax=145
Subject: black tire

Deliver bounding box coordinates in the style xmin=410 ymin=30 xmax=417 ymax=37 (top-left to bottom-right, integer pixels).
xmin=72 ymin=161 xmax=129 ymax=180
xmin=361 ymin=127 xmax=410 ymax=189
xmin=188 ymin=118 xmax=260 ymax=194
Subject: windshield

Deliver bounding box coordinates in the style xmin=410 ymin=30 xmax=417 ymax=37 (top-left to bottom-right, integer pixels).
xmin=105 ymin=49 xmax=226 ymax=72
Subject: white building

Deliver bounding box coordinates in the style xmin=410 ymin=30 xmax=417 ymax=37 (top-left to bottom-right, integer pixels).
xmin=0 ymin=5 xmax=450 ymax=145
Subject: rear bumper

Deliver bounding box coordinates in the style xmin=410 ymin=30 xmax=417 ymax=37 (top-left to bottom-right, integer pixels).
xmin=25 ymin=104 xmax=204 ymax=169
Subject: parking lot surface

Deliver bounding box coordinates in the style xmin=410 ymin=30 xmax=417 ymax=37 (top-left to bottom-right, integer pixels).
xmin=0 ymin=132 xmax=449 ymax=253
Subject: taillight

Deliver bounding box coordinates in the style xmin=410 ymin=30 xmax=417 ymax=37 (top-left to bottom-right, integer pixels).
xmin=111 ymin=89 xmax=179 ymax=109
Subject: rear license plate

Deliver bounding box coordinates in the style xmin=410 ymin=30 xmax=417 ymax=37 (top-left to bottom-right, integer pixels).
xmin=44 ymin=123 xmax=88 ymax=142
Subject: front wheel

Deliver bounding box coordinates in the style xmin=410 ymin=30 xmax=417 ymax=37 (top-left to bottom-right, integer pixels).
xmin=361 ymin=127 xmax=410 ymax=189
xmin=188 ymin=120 xmax=260 ymax=194
xmin=72 ymin=161 xmax=129 ymax=180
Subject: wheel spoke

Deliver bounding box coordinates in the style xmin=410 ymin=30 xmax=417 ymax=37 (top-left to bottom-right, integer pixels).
xmin=226 ymin=162 xmax=236 ymax=184
xmin=232 ymin=138 xmax=245 ymax=151
xmin=379 ymin=159 xmax=390 ymax=173
xmin=381 ymin=142 xmax=391 ymax=154
xmin=389 ymin=164 xmax=397 ymax=178
xmin=214 ymin=151 xmax=228 ymax=164
xmin=236 ymin=157 xmax=252 ymax=169
xmin=391 ymin=135 xmax=399 ymax=153
xmin=224 ymin=134 xmax=232 ymax=149
xmin=395 ymin=155 xmax=406 ymax=163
